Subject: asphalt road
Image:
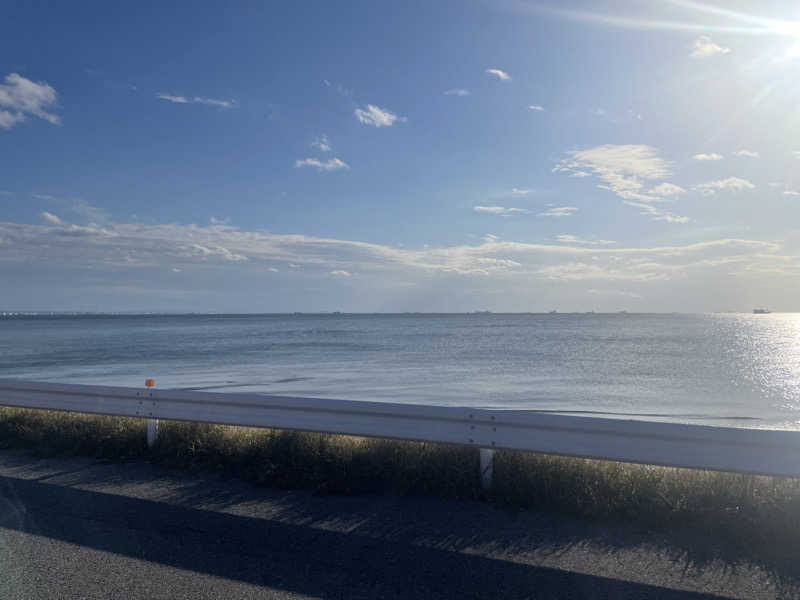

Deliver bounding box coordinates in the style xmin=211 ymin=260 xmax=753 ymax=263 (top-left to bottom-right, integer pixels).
xmin=0 ymin=450 xmax=795 ymax=599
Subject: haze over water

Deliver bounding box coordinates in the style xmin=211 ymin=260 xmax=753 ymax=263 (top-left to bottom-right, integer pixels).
xmin=3 ymin=313 xmax=800 ymax=429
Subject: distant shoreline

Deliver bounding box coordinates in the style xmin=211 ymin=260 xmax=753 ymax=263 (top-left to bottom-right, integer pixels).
xmin=0 ymin=311 xmax=789 ymax=317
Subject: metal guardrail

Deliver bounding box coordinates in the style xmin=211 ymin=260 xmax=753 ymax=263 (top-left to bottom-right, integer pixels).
xmin=2 ymin=379 xmax=800 ymax=487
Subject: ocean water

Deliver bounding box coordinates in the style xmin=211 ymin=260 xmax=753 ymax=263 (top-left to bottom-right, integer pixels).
xmin=2 ymin=313 xmax=800 ymax=429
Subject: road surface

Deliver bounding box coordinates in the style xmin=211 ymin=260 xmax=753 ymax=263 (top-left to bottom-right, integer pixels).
xmin=0 ymin=449 xmax=794 ymax=599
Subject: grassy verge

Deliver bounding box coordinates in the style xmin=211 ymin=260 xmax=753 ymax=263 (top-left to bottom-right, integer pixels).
xmin=3 ymin=407 xmax=800 ymax=570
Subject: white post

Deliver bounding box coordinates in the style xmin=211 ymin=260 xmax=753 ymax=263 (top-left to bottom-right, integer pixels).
xmin=147 ymin=418 xmax=159 ymax=447
xmin=479 ymin=448 xmax=494 ymax=490
xmin=144 ymin=378 xmax=158 ymax=447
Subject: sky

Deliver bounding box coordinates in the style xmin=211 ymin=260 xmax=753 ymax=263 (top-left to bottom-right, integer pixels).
xmin=3 ymin=0 xmax=800 ymax=312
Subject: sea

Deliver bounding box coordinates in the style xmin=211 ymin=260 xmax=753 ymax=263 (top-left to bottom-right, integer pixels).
xmin=2 ymin=312 xmax=800 ymax=429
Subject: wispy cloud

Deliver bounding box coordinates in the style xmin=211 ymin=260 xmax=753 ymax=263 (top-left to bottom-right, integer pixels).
xmin=0 ymin=73 xmax=60 ymax=130
xmin=554 ymin=144 xmax=688 ymax=223
xmin=354 ymin=104 xmax=406 ymax=127
xmin=311 ymin=134 xmax=331 ymax=152
xmin=444 ymin=89 xmax=470 ymax=96
xmin=734 ymin=150 xmax=759 ymax=158
xmin=294 ymin=157 xmax=349 ymax=172
xmin=32 ymin=194 xmax=111 ymax=225
xmin=693 ymin=152 xmax=724 ymax=161
xmin=0 ymin=216 xmax=789 ymax=288
xmin=622 ymin=201 xmax=689 ymax=223
xmin=556 ymin=144 xmax=671 ymax=185
xmin=589 ymin=107 xmax=613 ymax=122
xmin=474 ymin=206 xmax=529 ymax=216
xmin=538 ymin=207 xmax=577 ymax=217
xmin=528 ymin=105 xmax=545 ymax=111
xmin=649 ymin=183 xmax=685 ymax=196
xmin=696 ymin=177 xmax=755 ymax=195
xmin=157 ymin=94 xmax=188 ymax=103
xmin=485 ymin=68 xmax=511 ymax=81
xmin=510 ymin=188 xmax=533 ymax=197
xmin=39 ymin=211 xmax=62 ymax=225
xmin=553 ymin=234 xmax=615 ymax=245
xmin=330 ymin=270 xmax=351 ymax=277
xmin=784 ymin=191 xmax=800 ymax=196
xmin=690 ymin=36 xmax=731 ymax=58
xmin=156 ymin=93 xmax=236 ymax=109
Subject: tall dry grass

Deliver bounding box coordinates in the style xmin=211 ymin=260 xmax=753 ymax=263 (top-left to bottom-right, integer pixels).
xmin=3 ymin=406 xmax=800 ymax=569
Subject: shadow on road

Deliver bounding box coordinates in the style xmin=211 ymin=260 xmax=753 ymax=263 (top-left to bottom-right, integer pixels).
xmin=0 ymin=473 xmax=738 ymax=600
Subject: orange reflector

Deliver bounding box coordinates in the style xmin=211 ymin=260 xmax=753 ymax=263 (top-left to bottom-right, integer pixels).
xmin=145 ymin=378 xmax=155 ymax=388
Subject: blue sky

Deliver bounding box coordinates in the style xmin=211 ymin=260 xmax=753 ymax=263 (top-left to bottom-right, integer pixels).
xmin=3 ymin=0 xmax=800 ymax=312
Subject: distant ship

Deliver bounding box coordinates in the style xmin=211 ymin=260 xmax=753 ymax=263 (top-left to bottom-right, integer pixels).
xmin=472 ymin=310 xmax=492 ymax=314
xmin=753 ymin=308 xmax=771 ymax=314
xmin=548 ymin=310 xmax=557 ymax=314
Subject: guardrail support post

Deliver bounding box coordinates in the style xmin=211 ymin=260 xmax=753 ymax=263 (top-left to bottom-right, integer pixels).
xmin=144 ymin=378 xmax=158 ymax=447
xmin=480 ymin=448 xmax=494 ymax=490
xmin=147 ymin=418 xmax=159 ymax=447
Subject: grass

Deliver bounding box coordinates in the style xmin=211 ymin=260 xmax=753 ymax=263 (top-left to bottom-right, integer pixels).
xmin=3 ymin=406 xmax=800 ymax=572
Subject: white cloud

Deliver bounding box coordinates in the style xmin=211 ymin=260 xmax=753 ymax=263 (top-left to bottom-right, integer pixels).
xmin=482 ymin=234 xmax=500 ymax=243
xmin=189 ymin=243 xmax=247 ymax=262
xmin=792 ymin=151 xmax=800 ymax=159
xmin=474 ymin=206 xmax=529 ymax=216
xmin=156 ymin=93 xmax=236 ymax=109
xmin=510 ymin=188 xmax=533 ymax=196
xmin=537 ymin=207 xmax=578 ymax=217
xmin=268 ymin=267 xmax=279 ymax=272
xmin=171 ymin=268 xmax=182 ymax=273
xmin=621 ymin=200 xmax=690 ymax=223
xmin=354 ymin=104 xmax=406 ymax=127
xmin=294 ymin=157 xmax=350 ymax=172
xmin=311 ymin=134 xmax=331 ymax=152
xmin=475 ymin=257 xmax=521 ymax=268
xmin=554 ymin=144 xmax=688 ymax=223
xmin=553 ymin=234 xmax=615 ymax=245
xmin=0 ymin=73 xmax=60 ymax=129
xmin=528 ymin=105 xmax=545 ymax=111
xmin=193 ymin=97 xmax=235 ymax=108
xmin=555 ymin=144 xmax=671 ymax=184
xmin=734 ymin=150 xmax=759 ymax=158
xmin=690 ymin=36 xmax=731 ymax=58
xmin=485 ymin=68 xmax=511 ymax=81
xmin=39 ymin=211 xmax=62 ymax=225
xmin=0 ymin=217 xmax=791 ymax=292
xmin=209 ymin=217 xmax=230 ymax=225
xmin=0 ymin=111 xmax=26 ymax=129
xmin=444 ymin=89 xmax=470 ymax=96
xmin=330 ymin=270 xmax=351 ymax=277
xmin=32 ymin=195 xmax=111 ymax=226
xmin=696 ymin=177 xmax=755 ymax=195
xmin=784 ymin=191 xmax=800 ymax=196
xmin=693 ymin=153 xmax=724 ymax=161
xmin=157 ymin=94 xmax=188 ymax=103
xmin=649 ymin=183 xmax=685 ymax=196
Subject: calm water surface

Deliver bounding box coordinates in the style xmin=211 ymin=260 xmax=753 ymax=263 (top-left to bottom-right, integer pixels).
xmin=2 ymin=313 xmax=800 ymax=428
